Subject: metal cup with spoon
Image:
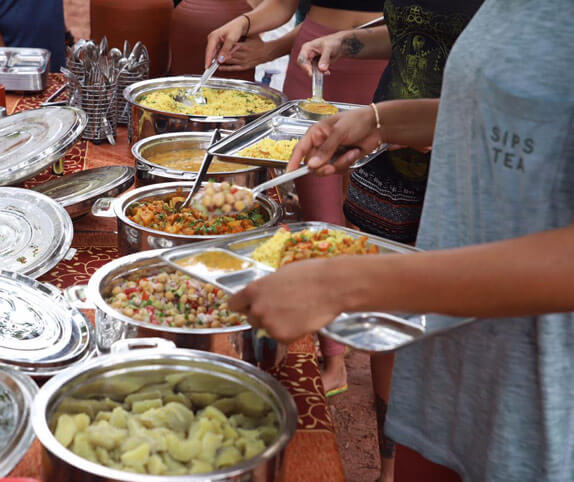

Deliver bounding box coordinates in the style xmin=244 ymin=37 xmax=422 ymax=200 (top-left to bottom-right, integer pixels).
xmin=298 ymin=60 xmax=339 ymax=121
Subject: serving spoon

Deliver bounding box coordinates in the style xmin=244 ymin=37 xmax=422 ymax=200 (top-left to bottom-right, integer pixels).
xmin=175 ymin=58 xmax=220 ymax=107
xmin=192 ymin=145 xmax=388 ymax=216
xmin=175 ymin=129 xmax=222 ymax=211
xmin=299 ymin=61 xmax=339 ymax=121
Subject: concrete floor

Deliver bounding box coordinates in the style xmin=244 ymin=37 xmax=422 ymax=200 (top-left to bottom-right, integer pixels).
xmin=62 ymin=1 xmax=380 ymax=479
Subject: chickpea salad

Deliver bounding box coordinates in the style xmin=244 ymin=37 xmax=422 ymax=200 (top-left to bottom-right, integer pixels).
xmin=104 ymin=271 xmax=246 ymax=329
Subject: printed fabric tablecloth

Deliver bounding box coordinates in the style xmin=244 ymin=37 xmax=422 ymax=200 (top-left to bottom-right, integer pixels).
xmin=6 ymin=74 xmax=345 ymax=482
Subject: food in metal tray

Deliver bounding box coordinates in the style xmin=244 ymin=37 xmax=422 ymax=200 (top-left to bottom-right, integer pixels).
xmin=145 ymin=148 xmax=247 ymax=172
xmin=252 ymin=227 xmax=379 ymax=268
xmin=299 ymin=100 xmax=339 ymax=116
xmin=193 ymin=180 xmax=253 ymax=215
xmin=51 ymin=372 xmax=278 ymax=475
xmin=126 ymin=190 xmax=266 ymax=235
xmin=237 ymin=138 xmax=299 ymax=161
xmin=138 ymin=87 xmax=277 ymax=116
xmin=104 ymin=270 xmax=246 ymax=328
xmin=176 ymin=250 xmax=253 ymax=277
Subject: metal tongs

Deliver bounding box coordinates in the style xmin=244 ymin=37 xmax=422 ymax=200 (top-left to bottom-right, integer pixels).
xmin=176 ymin=58 xmax=219 ymax=107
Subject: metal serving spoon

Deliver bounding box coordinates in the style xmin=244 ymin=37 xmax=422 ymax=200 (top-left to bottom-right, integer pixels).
xmin=299 ymin=60 xmax=339 ymax=121
xmin=175 ymin=58 xmax=219 ymax=107
xmin=193 ymin=145 xmax=388 ymax=216
xmin=175 ymin=129 xmax=222 ymax=211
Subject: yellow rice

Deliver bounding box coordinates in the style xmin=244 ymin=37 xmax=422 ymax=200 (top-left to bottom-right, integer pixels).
xmin=138 ymin=87 xmax=276 ymax=116
xmin=251 ymin=228 xmax=292 ymax=269
xmin=251 ymin=228 xmax=351 ymax=269
xmin=237 ymin=138 xmax=299 ymax=161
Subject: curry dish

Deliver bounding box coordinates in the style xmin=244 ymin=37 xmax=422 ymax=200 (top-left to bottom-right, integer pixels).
xmin=138 ymin=87 xmax=276 ymax=117
xmin=300 ymin=100 xmax=339 ymax=116
xmin=145 ymin=148 xmax=248 ymax=173
xmin=126 ymin=193 xmax=266 ymax=236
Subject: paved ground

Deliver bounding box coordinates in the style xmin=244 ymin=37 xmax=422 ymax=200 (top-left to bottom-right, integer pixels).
xmin=62 ymin=2 xmax=380 ymax=479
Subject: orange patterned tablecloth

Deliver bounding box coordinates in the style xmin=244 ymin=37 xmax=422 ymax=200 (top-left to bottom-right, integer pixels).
xmin=6 ymin=74 xmax=345 ymax=482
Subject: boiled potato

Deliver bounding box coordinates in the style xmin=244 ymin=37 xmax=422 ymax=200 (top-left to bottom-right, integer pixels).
xmin=52 ymin=370 xmax=280 ymax=476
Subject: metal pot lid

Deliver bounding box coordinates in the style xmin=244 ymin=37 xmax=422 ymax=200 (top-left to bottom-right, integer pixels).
xmin=0 ymin=188 xmax=73 ymax=278
xmin=0 ymin=271 xmax=94 ymax=379
xmin=32 ymin=166 xmax=135 ymax=216
xmin=0 ymin=365 xmax=37 ymax=477
xmin=0 ymin=106 xmax=87 ymax=186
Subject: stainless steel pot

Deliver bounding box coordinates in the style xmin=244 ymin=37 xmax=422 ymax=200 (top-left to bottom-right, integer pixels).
xmin=132 ymin=131 xmax=268 ymax=187
xmin=32 ymin=345 xmax=298 ymax=482
xmin=84 ymin=249 xmax=254 ymax=361
xmin=91 ymin=181 xmax=282 ymax=255
xmin=124 ymin=76 xmax=288 ymax=145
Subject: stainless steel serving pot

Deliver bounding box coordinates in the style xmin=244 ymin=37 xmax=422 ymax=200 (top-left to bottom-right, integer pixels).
xmin=132 ymin=131 xmax=267 ymax=187
xmin=85 ymin=249 xmax=255 ymax=360
xmin=31 ymin=345 xmax=298 ymax=482
xmin=124 ymin=76 xmax=287 ymax=144
xmin=91 ymin=181 xmax=282 ymax=255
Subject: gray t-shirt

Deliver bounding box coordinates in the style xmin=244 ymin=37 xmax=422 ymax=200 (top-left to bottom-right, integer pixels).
xmin=386 ymin=1 xmax=574 ymax=481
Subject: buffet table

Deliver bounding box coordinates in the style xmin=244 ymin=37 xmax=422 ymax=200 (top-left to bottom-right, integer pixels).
xmin=7 ymin=74 xmax=345 ymax=482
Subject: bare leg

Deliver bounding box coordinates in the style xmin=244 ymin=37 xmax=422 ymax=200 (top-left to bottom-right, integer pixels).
xmin=319 ymin=334 xmax=347 ymax=393
xmin=371 ymin=352 xmax=396 ymax=482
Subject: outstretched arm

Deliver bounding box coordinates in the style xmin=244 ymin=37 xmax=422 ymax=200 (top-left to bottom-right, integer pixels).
xmin=230 ymin=224 xmax=574 ymax=342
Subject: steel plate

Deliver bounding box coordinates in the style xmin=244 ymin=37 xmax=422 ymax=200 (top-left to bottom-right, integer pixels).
xmin=0 ymin=188 xmax=74 ymax=278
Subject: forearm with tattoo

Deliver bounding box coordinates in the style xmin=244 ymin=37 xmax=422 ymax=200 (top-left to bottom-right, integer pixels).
xmin=342 ymin=33 xmax=365 ymax=57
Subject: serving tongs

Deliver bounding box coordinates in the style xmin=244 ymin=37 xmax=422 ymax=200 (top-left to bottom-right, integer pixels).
xmin=174 ymin=128 xmax=222 ymax=211
xmin=175 ymin=58 xmax=219 ymax=107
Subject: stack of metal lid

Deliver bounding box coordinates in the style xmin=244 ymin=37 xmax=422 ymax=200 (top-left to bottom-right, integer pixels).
xmin=0 ymin=365 xmax=37 ymax=476
xmin=0 ymin=270 xmax=94 ymax=379
xmin=0 ymin=106 xmax=86 ymax=186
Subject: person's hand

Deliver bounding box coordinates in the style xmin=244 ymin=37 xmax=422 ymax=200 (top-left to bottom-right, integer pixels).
xmin=219 ymin=35 xmax=273 ymax=72
xmin=205 ymin=15 xmax=250 ymax=68
xmin=297 ymin=31 xmax=346 ymax=76
xmin=288 ymin=105 xmax=381 ymax=175
xmin=229 ymin=258 xmax=351 ymax=343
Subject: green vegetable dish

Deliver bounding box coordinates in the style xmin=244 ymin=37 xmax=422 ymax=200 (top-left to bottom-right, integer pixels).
xmin=51 ymin=371 xmax=279 ymax=475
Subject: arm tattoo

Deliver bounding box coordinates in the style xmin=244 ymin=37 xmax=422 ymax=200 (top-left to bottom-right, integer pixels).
xmin=342 ymin=33 xmax=365 ymax=57
xmin=375 ymin=396 xmax=396 ymax=459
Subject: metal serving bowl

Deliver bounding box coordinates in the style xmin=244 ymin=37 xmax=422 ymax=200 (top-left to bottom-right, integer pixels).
xmin=132 ymin=131 xmax=268 ymax=187
xmin=91 ymin=181 xmax=282 ymax=255
xmin=32 ymin=346 xmax=298 ymax=482
xmin=85 ymin=249 xmax=253 ymax=359
xmin=124 ymin=76 xmax=288 ymax=144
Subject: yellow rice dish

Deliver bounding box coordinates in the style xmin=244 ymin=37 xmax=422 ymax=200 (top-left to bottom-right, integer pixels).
xmin=138 ymin=88 xmax=276 ymax=116
xmin=252 ymin=227 xmax=378 ymax=269
xmin=237 ymin=138 xmax=299 ymax=161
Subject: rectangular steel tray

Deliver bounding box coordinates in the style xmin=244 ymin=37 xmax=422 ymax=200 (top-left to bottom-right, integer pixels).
xmin=161 ymin=222 xmax=474 ymax=353
xmin=208 ymin=100 xmax=386 ymax=168
xmin=0 ymin=48 xmax=50 ymax=91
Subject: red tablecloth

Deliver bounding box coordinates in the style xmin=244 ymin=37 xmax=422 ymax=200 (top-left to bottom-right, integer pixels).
xmin=7 ymin=74 xmax=345 ymax=482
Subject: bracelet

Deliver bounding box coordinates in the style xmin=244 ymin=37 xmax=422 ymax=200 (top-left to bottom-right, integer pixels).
xmin=240 ymin=14 xmax=251 ymax=37
xmin=370 ymin=102 xmax=381 ymax=130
